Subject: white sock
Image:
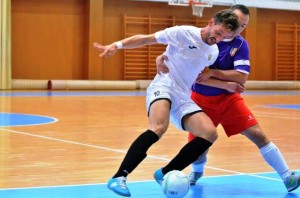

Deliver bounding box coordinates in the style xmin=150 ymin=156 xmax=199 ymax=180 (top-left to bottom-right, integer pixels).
xmin=192 ymin=150 xmax=208 ymax=172
xmin=260 ymin=142 xmax=289 ymax=179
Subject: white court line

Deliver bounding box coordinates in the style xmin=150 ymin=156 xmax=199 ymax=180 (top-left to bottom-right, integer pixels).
xmin=0 ymin=128 xmax=286 ymax=189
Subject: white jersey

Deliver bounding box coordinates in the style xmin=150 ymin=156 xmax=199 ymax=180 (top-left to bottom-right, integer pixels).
xmin=146 ymin=25 xmax=219 ymax=130
xmin=154 ymin=25 xmax=218 ymax=93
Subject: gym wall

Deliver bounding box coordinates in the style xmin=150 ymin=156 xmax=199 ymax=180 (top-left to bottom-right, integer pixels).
xmin=11 ymin=0 xmax=300 ymax=82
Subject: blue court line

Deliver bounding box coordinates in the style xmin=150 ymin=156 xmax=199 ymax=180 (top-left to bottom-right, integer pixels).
xmin=1 ymin=171 xmax=299 ymax=198
xmin=0 ymin=113 xmax=58 ymax=127
xmin=262 ymin=104 xmax=300 ymax=110
xmin=0 ymin=90 xmax=300 ymax=97
xmin=242 ymin=90 xmax=300 ymax=96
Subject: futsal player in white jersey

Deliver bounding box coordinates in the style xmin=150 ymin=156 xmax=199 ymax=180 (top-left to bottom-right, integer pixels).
xmin=94 ymin=9 xmax=239 ymax=197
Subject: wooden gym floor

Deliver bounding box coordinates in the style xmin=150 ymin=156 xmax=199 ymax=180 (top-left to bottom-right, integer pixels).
xmin=0 ymin=90 xmax=299 ymax=198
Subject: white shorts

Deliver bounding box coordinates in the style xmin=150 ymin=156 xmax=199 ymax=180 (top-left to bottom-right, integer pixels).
xmin=146 ymin=74 xmax=202 ymax=130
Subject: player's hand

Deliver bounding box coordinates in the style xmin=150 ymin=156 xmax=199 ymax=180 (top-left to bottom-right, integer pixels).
xmin=224 ymin=82 xmax=245 ymax=93
xmin=156 ymin=54 xmax=169 ymax=75
xmin=93 ymin=42 xmax=118 ymax=58
xmin=196 ymin=68 xmax=213 ymax=82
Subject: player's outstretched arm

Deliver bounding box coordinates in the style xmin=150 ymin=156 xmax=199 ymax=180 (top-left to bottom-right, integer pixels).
xmin=93 ymin=42 xmax=118 ymax=58
xmin=94 ymin=34 xmax=157 ymax=58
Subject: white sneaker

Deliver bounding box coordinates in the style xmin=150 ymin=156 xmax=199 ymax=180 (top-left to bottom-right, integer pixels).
xmin=283 ymin=171 xmax=300 ymax=192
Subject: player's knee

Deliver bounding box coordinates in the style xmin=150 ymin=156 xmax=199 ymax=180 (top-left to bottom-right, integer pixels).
xmin=207 ymin=127 xmax=218 ymax=142
xmin=253 ymin=135 xmax=270 ymax=148
xmin=150 ymin=123 xmax=168 ymax=138
xmin=194 ymin=126 xmax=217 ymax=143
xmin=242 ymin=127 xmax=270 ymax=148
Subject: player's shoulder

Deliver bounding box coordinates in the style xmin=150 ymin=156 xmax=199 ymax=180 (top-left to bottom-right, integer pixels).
xmin=235 ymin=35 xmax=249 ymax=46
xmin=173 ymin=25 xmax=200 ymax=33
xmin=163 ymin=25 xmax=200 ymax=36
xmin=208 ymin=44 xmax=219 ymax=59
xmin=232 ymin=35 xmax=249 ymax=50
xmin=167 ymin=25 xmax=198 ymax=30
xmin=178 ymin=25 xmax=199 ymax=29
xmin=235 ymin=35 xmax=245 ymax=41
xmin=211 ymin=44 xmax=219 ymax=51
xmin=206 ymin=43 xmax=219 ymax=52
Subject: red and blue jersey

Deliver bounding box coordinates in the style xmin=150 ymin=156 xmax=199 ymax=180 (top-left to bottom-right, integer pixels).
xmin=191 ymin=35 xmax=250 ymax=96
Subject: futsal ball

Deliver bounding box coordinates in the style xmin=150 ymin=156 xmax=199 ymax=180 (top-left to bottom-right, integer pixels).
xmin=162 ymin=170 xmax=190 ymax=198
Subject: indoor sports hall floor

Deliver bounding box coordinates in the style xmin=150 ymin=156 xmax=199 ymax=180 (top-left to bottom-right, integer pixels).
xmin=0 ymin=90 xmax=299 ymax=198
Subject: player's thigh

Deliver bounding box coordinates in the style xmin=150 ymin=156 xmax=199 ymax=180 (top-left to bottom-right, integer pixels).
xmin=146 ymin=83 xmax=172 ymax=136
xmin=221 ymin=94 xmax=257 ymax=136
xmin=191 ymin=91 xmax=222 ymax=126
xmin=148 ymin=99 xmax=171 ymax=136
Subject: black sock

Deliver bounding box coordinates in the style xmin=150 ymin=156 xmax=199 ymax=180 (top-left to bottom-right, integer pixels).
xmin=113 ymin=130 xmax=159 ymax=178
xmin=162 ymin=137 xmax=212 ymax=174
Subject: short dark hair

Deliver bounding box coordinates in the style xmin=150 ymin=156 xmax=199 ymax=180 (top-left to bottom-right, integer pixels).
xmin=230 ymin=4 xmax=250 ymax=16
xmin=213 ymin=9 xmax=239 ymax=33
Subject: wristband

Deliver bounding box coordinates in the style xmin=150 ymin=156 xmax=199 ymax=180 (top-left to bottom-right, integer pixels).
xmin=115 ymin=41 xmax=123 ymax=49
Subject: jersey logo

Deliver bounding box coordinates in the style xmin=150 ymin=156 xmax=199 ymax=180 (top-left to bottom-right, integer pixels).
xmin=230 ymin=38 xmax=243 ymax=57
xmin=208 ymin=54 xmax=212 ymax=61
xmin=248 ymin=115 xmax=254 ymax=121
xmin=230 ymin=47 xmax=238 ymax=57
xmin=189 ymin=46 xmax=197 ymax=49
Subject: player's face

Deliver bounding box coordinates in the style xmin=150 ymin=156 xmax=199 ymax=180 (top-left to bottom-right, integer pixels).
xmin=231 ymin=9 xmax=249 ymax=38
xmin=204 ymin=22 xmax=234 ymax=45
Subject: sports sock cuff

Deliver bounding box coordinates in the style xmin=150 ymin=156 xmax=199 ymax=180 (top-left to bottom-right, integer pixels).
xmin=260 ymin=142 xmax=276 ymax=155
xmin=192 ymin=160 xmax=206 ymax=172
xmin=193 ymin=137 xmax=213 ymax=149
xmin=145 ymin=129 xmax=159 ymax=141
xmin=128 ymin=129 xmax=159 ymax=153
xmin=192 ymin=149 xmax=208 ymax=172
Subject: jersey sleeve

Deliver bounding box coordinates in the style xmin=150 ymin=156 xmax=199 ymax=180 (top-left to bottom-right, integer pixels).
xmin=155 ymin=26 xmax=180 ymax=46
xmin=233 ymin=38 xmax=250 ymax=74
xmin=155 ymin=26 xmax=199 ymax=47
